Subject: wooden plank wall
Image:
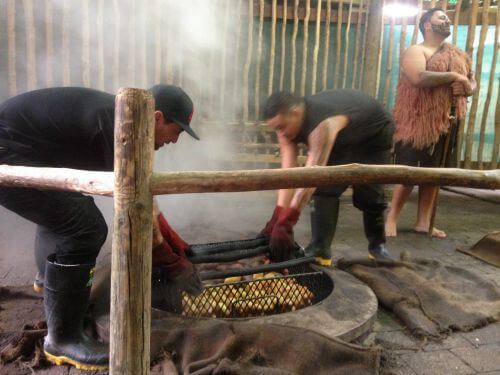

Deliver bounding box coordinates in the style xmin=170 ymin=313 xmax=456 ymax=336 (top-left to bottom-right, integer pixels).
xmin=0 ymin=0 xmax=498 ymax=169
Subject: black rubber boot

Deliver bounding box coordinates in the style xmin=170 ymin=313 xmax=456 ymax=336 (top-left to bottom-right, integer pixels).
xmin=43 ymin=254 xmax=108 ymax=371
xmin=363 ymin=212 xmax=394 ymax=261
xmin=304 ymin=196 xmax=339 ymax=266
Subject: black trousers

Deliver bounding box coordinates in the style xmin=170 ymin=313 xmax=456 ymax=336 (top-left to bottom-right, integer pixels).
xmin=314 ymin=147 xmax=390 ymax=215
xmin=0 ymin=149 xmax=107 ymax=269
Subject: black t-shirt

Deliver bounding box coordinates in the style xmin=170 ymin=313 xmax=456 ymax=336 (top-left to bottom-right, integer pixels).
xmin=293 ymin=89 xmax=394 ymax=151
xmin=0 ymin=87 xmax=115 ymax=171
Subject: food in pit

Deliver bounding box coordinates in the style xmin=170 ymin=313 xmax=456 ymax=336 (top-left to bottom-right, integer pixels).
xmin=182 ymin=272 xmax=315 ymax=318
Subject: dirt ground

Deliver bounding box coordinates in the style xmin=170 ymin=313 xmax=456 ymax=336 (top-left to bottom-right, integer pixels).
xmin=0 ymin=187 xmax=499 ymax=374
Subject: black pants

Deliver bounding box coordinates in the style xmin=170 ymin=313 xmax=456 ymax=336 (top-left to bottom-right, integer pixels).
xmin=0 ymin=150 xmax=107 ymax=268
xmin=314 ymin=147 xmax=389 ymax=215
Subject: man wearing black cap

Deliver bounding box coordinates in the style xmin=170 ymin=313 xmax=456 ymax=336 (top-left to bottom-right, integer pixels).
xmin=0 ymin=84 xmax=201 ymax=370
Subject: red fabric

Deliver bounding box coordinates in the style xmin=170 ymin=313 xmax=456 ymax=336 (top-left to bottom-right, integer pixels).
xmin=152 ymin=240 xmax=195 ymax=281
xmin=393 ymin=43 xmax=472 ymax=149
xmin=261 ymin=206 xmax=284 ymax=237
xmin=269 ymin=208 xmax=300 ymax=262
xmin=158 ymin=213 xmax=190 ymax=254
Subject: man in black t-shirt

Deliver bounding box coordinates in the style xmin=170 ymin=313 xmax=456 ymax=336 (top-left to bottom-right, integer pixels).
xmin=259 ymin=90 xmax=394 ymax=265
xmin=0 ymin=85 xmax=202 ymax=370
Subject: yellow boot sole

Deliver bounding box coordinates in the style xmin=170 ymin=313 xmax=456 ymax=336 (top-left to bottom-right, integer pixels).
xmin=44 ymin=351 xmax=108 ymax=371
xmin=315 ymin=257 xmax=332 ymax=266
xmin=33 ymin=282 xmax=43 ymax=293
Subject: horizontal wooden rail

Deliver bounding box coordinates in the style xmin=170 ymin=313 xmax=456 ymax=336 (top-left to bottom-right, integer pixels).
xmin=1 ymin=164 xmax=499 ymax=197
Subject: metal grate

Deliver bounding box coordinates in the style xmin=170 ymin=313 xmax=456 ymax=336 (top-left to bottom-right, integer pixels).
xmin=181 ymin=265 xmax=327 ymax=318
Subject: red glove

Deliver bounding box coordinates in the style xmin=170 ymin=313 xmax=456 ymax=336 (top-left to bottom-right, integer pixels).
xmin=269 ymin=208 xmax=300 ymax=262
xmin=158 ymin=213 xmax=192 ymax=256
xmin=152 ymin=240 xmax=203 ymax=296
xmin=260 ymin=206 xmax=284 ymax=238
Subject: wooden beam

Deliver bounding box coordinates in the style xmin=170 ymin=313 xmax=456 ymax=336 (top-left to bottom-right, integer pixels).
xmin=150 ymin=165 xmax=500 ymax=195
xmin=110 ymin=88 xmax=154 ymax=375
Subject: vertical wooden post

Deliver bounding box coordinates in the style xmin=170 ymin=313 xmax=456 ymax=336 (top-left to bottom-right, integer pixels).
xmin=7 ymin=0 xmax=17 ymax=96
xmin=411 ymin=0 xmax=422 ymax=46
xmin=220 ymin=0 xmax=231 ymax=115
xmin=361 ymin=0 xmax=384 ymax=97
xmin=464 ymin=0 xmax=490 ymax=169
xmin=492 ymin=84 xmax=500 ymax=169
xmin=279 ymin=0 xmax=288 ymax=91
xmin=268 ymin=0 xmax=277 ymax=96
xmin=110 ymin=88 xmax=154 ymax=375
xmin=383 ymin=15 xmax=396 ymax=106
xmin=45 ymin=0 xmax=54 ymax=87
xmin=342 ymin=0 xmax=354 ymax=89
xmin=113 ymin=0 xmax=120 ymax=90
xmin=290 ymin=0 xmax=299 ymax=92
xmin=97 ymin=0 xmax=105 ymax=90
xmin=322 ymin=0 xmax=332 ymax=91
xmin=242 ymin=0 xmax=254 ymax=121
xmin=23 ymin=0 xmax=37 ymax=90
xmin=311 ymin=0 xmax=322 ymax=94
xmin=62 ymin=0 xmax=71 ymax=86
xmin=399 ymin=14 xmax=408 ymax=62
xmin=233 ymin=0 xmax=244 ymax=119
xmin=358 ymin=1 xmax=369 ymax=89
xmin=452 ymin=0 xmax=462 ymax=45
xmin=82 ymin=0 xmax=90 ymax=87
xmin=334 ymin=0 xmax=343 ymax=88
xmin=255 ymin=0 xmax=265 ymax=119
xmin=300 ymin=0 xmax=311 ymax=96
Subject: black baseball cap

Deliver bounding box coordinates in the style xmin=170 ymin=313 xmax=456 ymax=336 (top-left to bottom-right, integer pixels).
xmin=149 ymin=84 xmax=200 ymax=140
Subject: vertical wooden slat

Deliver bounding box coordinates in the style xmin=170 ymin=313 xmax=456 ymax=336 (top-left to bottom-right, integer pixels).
xmin=62 ymin=0 xmax=71 ymax=86
xmin=97 ymin=0 xmax=105 ymax=90
xmin=233 ymin=0 xmax=244 ymax=119
xmin=24 ymin=0 xmax=37 ymax=90
xmin=268 ymin=0 xmax=277 ymax=95
xmin=452 ymin=0 xmax=462 ymax=46
xmin=334 ymin=1 xmax=343 ymax=88
xmin=361 ymin=0 xmax=384 ymax=97
xmin=300 ymin=0 xmax=311 ymax=96
xmin=358 ymin=0 xmax=369 ymax=89
xmin=279 ymin=0 xmax=288 ymax=91
xmin=110 ymin=88 xmax=154 ymax=375
xmin=255 ymin=0 xmax=265 ymax=119
xmin=477 ymin=5 xmax=499 ymax=169
xmin=242 ymin=0 xmax=254 ymax=121
xmin=460 ymin=0 xmax=480 ymax=168
xmin=383 ymin=16 xmax=396 ymax=106
xmin=430 ymin=0 xmax=436 ymax=8
xmin=220 ymin=0 xmax=230 ymax=116
xmin=129 ymin=0 xmax=136 ymax=85
xmin=139 ymin=2 xmax=147 ymax=88
xmin=492 ymin=84 xmax=500 ymax=169
xmin=442 ymin=0 xmax=448 ymax=11
xmin=154 ymin=0 xmax=162 ymax=83
xmin=45 ymin=0 xmax=54 ymax=87
xmin=311 ymin=0 xmax=322 ymax=93
xmin=411 ymin=0 xmax=423 ymax=46
xmin=7 ymin=0 xmax=17 ymax=96
xmin=322 ymin=0 xmax=332 ymax=91
xmin=290 ymin=0 xmax=299 ymax=92
xmin=112 ymin=0 xmax=120 ymax=90
xmin=464 ymin=0 xmax=490 ymax=169
xmin=82 ymin=0 xmax=90 ymax=87
xmin=399 ymin=13 xmax=408 ymax=62
xmin=342 ymin=0 xmax=353 ymax=88
xmin=351 ymin=0 xmax=363 ymax=89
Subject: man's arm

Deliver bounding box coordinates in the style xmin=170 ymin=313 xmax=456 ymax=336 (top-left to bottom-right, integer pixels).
xmin=276 ymin=133 xmax=299 ymax=207
xmin=402 ymin=46 xmax=470 ymax=88
xmin=289 ymin=115 xmax=349 ymax=211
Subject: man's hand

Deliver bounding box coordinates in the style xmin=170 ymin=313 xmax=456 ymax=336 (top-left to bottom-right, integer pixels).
xmin=452 ymin=73 xmax=474 ymax=96
xmin=269 ymin=208 xmax=300 ymax=262
xmin=153 ymin=240 xmax=203 ymax=296
xmin=260 ymin=206 xmax=284 ymax=238
xmin=157 ymin=212 xmax=193 ymax=257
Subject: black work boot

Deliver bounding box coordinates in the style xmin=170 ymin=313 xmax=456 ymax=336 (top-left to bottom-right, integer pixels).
xmin=363 ymin=212 xmax=394 ymax=261
xmin=304 ymin=196 xmax=339 ymax=266
xmin=43 ymin=254 xmax=108 ymax=371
